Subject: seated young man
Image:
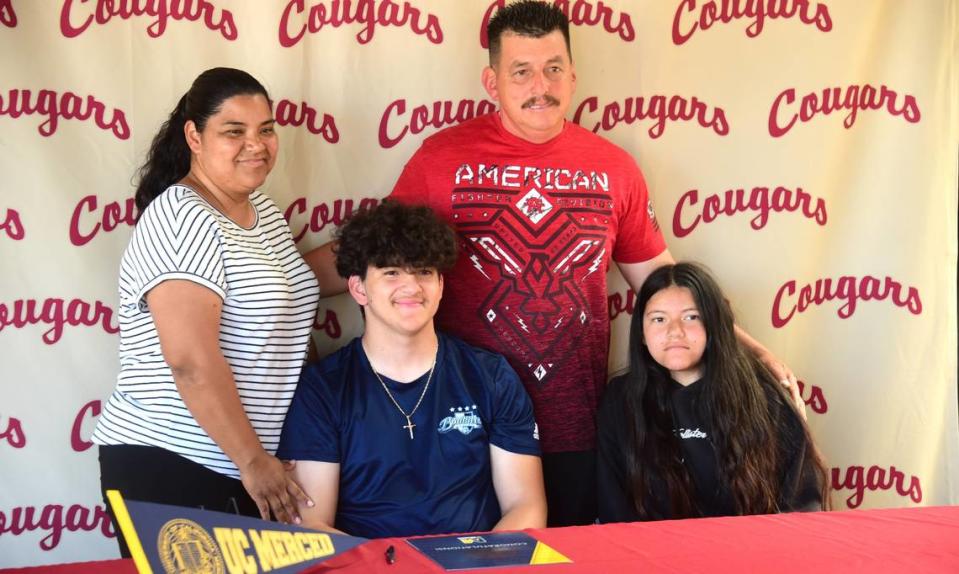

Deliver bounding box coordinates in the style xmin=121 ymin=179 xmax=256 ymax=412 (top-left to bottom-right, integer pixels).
xmin=277 ymin=201 xmax=546 ymax=538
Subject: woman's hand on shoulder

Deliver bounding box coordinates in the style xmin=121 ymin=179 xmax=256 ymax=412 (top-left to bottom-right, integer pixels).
xmin=238 ymin=451 xmax=314 ymax=524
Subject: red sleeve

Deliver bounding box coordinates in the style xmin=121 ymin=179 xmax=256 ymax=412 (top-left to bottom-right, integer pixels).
xmin=612 ymin=162 xmax=667 ymax=264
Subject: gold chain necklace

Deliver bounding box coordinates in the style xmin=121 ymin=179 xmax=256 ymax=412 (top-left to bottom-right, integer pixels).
xmin=184 ymin=175 xmax=225 ymax=210
xmin=367 ymin=351 xmax=437 ymax=440
xmin=184 ymin=174 xmax=252 ymax=225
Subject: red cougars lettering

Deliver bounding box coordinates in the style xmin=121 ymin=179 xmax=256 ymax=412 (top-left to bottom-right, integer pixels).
xmin=573 ymin=94 xmax=728 ymax=138
xmin=772 ymin=275 xmax=922 ymax=328
xmin=379 ymin=98 xmax=497 ymax=148
xmin=70 ymin=400 xmax=102 ymax=452
xmin=0 ymin=415 xmax=26 ymax=448
xmin=279 ymin=0 xmax=443 ymax=47
xmin=481 ymin=0 xmax=634 ymax=47
xmin=314 ymin=309 xmax=342 ymax=339
xmin=0 ymin=298 xmax=119 ymax=344
xmin=832 ymin=465 xmax=922 ymax=509
xmin=607 ymin=289 xmax=636 ymax=321
xmin=796 ymin=380 xmax=827 ymax=414
xmin=0 ymin=88 xmax=129 ymax=140
xmin=0 ymin=0 xmax=16 ymax=27
xmin=275 ymin=99 xmax=339 ymax=143
xmin=69 ymin=195 xmax=136 ymax=246
xmin=769 ymin=84 xmax=921 ymax=137
xmin=1 ymin=208 xmax=25 ymax=240
xmin=60 ymin=0 xmax=236 ymax=40
xmin=284 ymin=196 xmax=380 ymax=243
xmin=0 ymin=503 xmax=115 ymax=550
xmin=672 ymin=186 xmax=826 ymax=238
xmin=672 ymin=0 xmax=832 ymax=45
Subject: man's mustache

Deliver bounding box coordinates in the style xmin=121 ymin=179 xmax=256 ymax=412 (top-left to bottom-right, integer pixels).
xmin=522 ymin=95 xmax=560 ymax=109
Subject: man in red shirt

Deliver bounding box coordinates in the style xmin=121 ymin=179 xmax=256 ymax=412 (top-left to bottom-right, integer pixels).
xmin=307 ymin=0 xmax=796 ymax=526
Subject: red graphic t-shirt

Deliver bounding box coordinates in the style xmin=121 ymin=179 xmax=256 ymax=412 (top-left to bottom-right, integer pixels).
xmin=391 ymin=113 xmax=666 ymax=452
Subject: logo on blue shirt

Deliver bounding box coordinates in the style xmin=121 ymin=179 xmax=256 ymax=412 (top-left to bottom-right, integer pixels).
xmin=438 ymin=405 xmax=483 ymax=435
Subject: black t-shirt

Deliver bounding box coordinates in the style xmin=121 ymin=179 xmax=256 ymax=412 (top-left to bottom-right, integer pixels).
xmin=597 ymin=374 xmax=822 ymax=522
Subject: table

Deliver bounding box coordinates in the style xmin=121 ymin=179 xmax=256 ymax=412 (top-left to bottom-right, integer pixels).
xmin=8 ymin=506 xmax=959 ymax=573
xmin=310 ymin=506 xmax=959 ymax=573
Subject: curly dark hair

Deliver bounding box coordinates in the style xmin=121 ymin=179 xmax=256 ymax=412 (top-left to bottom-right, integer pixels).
xmin=487 ymin=0 xmax=571 ymax=66
xmin=333 ymin=200 xmax=458 ymax=279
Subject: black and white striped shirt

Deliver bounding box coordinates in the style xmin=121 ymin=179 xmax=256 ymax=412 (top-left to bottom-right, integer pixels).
xmin=93 ymin=185 xmax=320 ymax=478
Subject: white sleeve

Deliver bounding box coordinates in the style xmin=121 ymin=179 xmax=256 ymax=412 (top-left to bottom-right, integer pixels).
xmin=125 ymin=190 xmax=227 ymax=310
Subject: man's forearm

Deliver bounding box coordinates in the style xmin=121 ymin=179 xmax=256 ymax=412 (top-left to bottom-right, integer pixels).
xmin=304 ymin=241 xmax=348 ymax=297
xmin=734 ymin=323 xmax=768 ymax=357
xmin=734 ymin=323 xmax=794 ymax=382
xmin=493 ymin=501 xmax=547 ymax=531
xmin=299 ymin=516 xmax=347 ymax=535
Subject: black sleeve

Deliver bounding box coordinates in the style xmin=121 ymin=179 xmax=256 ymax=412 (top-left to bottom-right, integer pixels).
xmin=597 ymin=376 xmax=642 ymax=523
xmin=773 ymin=391 xmax=824 ymax=512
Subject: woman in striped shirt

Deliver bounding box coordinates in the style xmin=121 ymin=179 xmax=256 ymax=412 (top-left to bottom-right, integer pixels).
xmin=92 ymin=68 xmax=319 ymax=556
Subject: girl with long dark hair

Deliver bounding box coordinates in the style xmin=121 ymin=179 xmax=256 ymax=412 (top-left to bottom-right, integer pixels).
xmin=92 ymin=68 xmax=319 ymax=555
xmin=597 ymin=262 xmax=829 ymax=522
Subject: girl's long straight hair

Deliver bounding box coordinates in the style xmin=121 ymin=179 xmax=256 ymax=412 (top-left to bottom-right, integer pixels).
xmin=622 ymin=262 xmax=830 ymax=518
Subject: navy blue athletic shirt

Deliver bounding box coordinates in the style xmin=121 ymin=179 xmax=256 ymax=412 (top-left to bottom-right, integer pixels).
xmin=277 ymin=333 xmax=540 ymax=538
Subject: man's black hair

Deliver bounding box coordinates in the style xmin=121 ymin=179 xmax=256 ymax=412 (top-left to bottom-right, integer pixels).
xmin=333 ymin=200 xmax=458 ymax=279
xmin=487 ymin=0 xmax=571 ymax=66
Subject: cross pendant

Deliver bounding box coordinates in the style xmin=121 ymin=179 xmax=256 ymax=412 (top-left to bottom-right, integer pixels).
xmin=403 ymin=416 xmax=416 ymax=440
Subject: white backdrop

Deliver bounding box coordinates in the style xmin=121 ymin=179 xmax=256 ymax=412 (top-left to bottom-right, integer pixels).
xmin=1 ymin=0 xmax=957 ymax=567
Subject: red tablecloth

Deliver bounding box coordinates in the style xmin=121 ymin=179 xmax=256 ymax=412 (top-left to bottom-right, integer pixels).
xmin=9 ymin=506 xmax=959 ymax=573
xmin=308 ymin=505 xmax=959 ymax=573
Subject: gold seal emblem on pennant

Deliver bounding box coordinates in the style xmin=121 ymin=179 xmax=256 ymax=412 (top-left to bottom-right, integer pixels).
xmin=157 ymin=518 xmax=226 ymax=574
